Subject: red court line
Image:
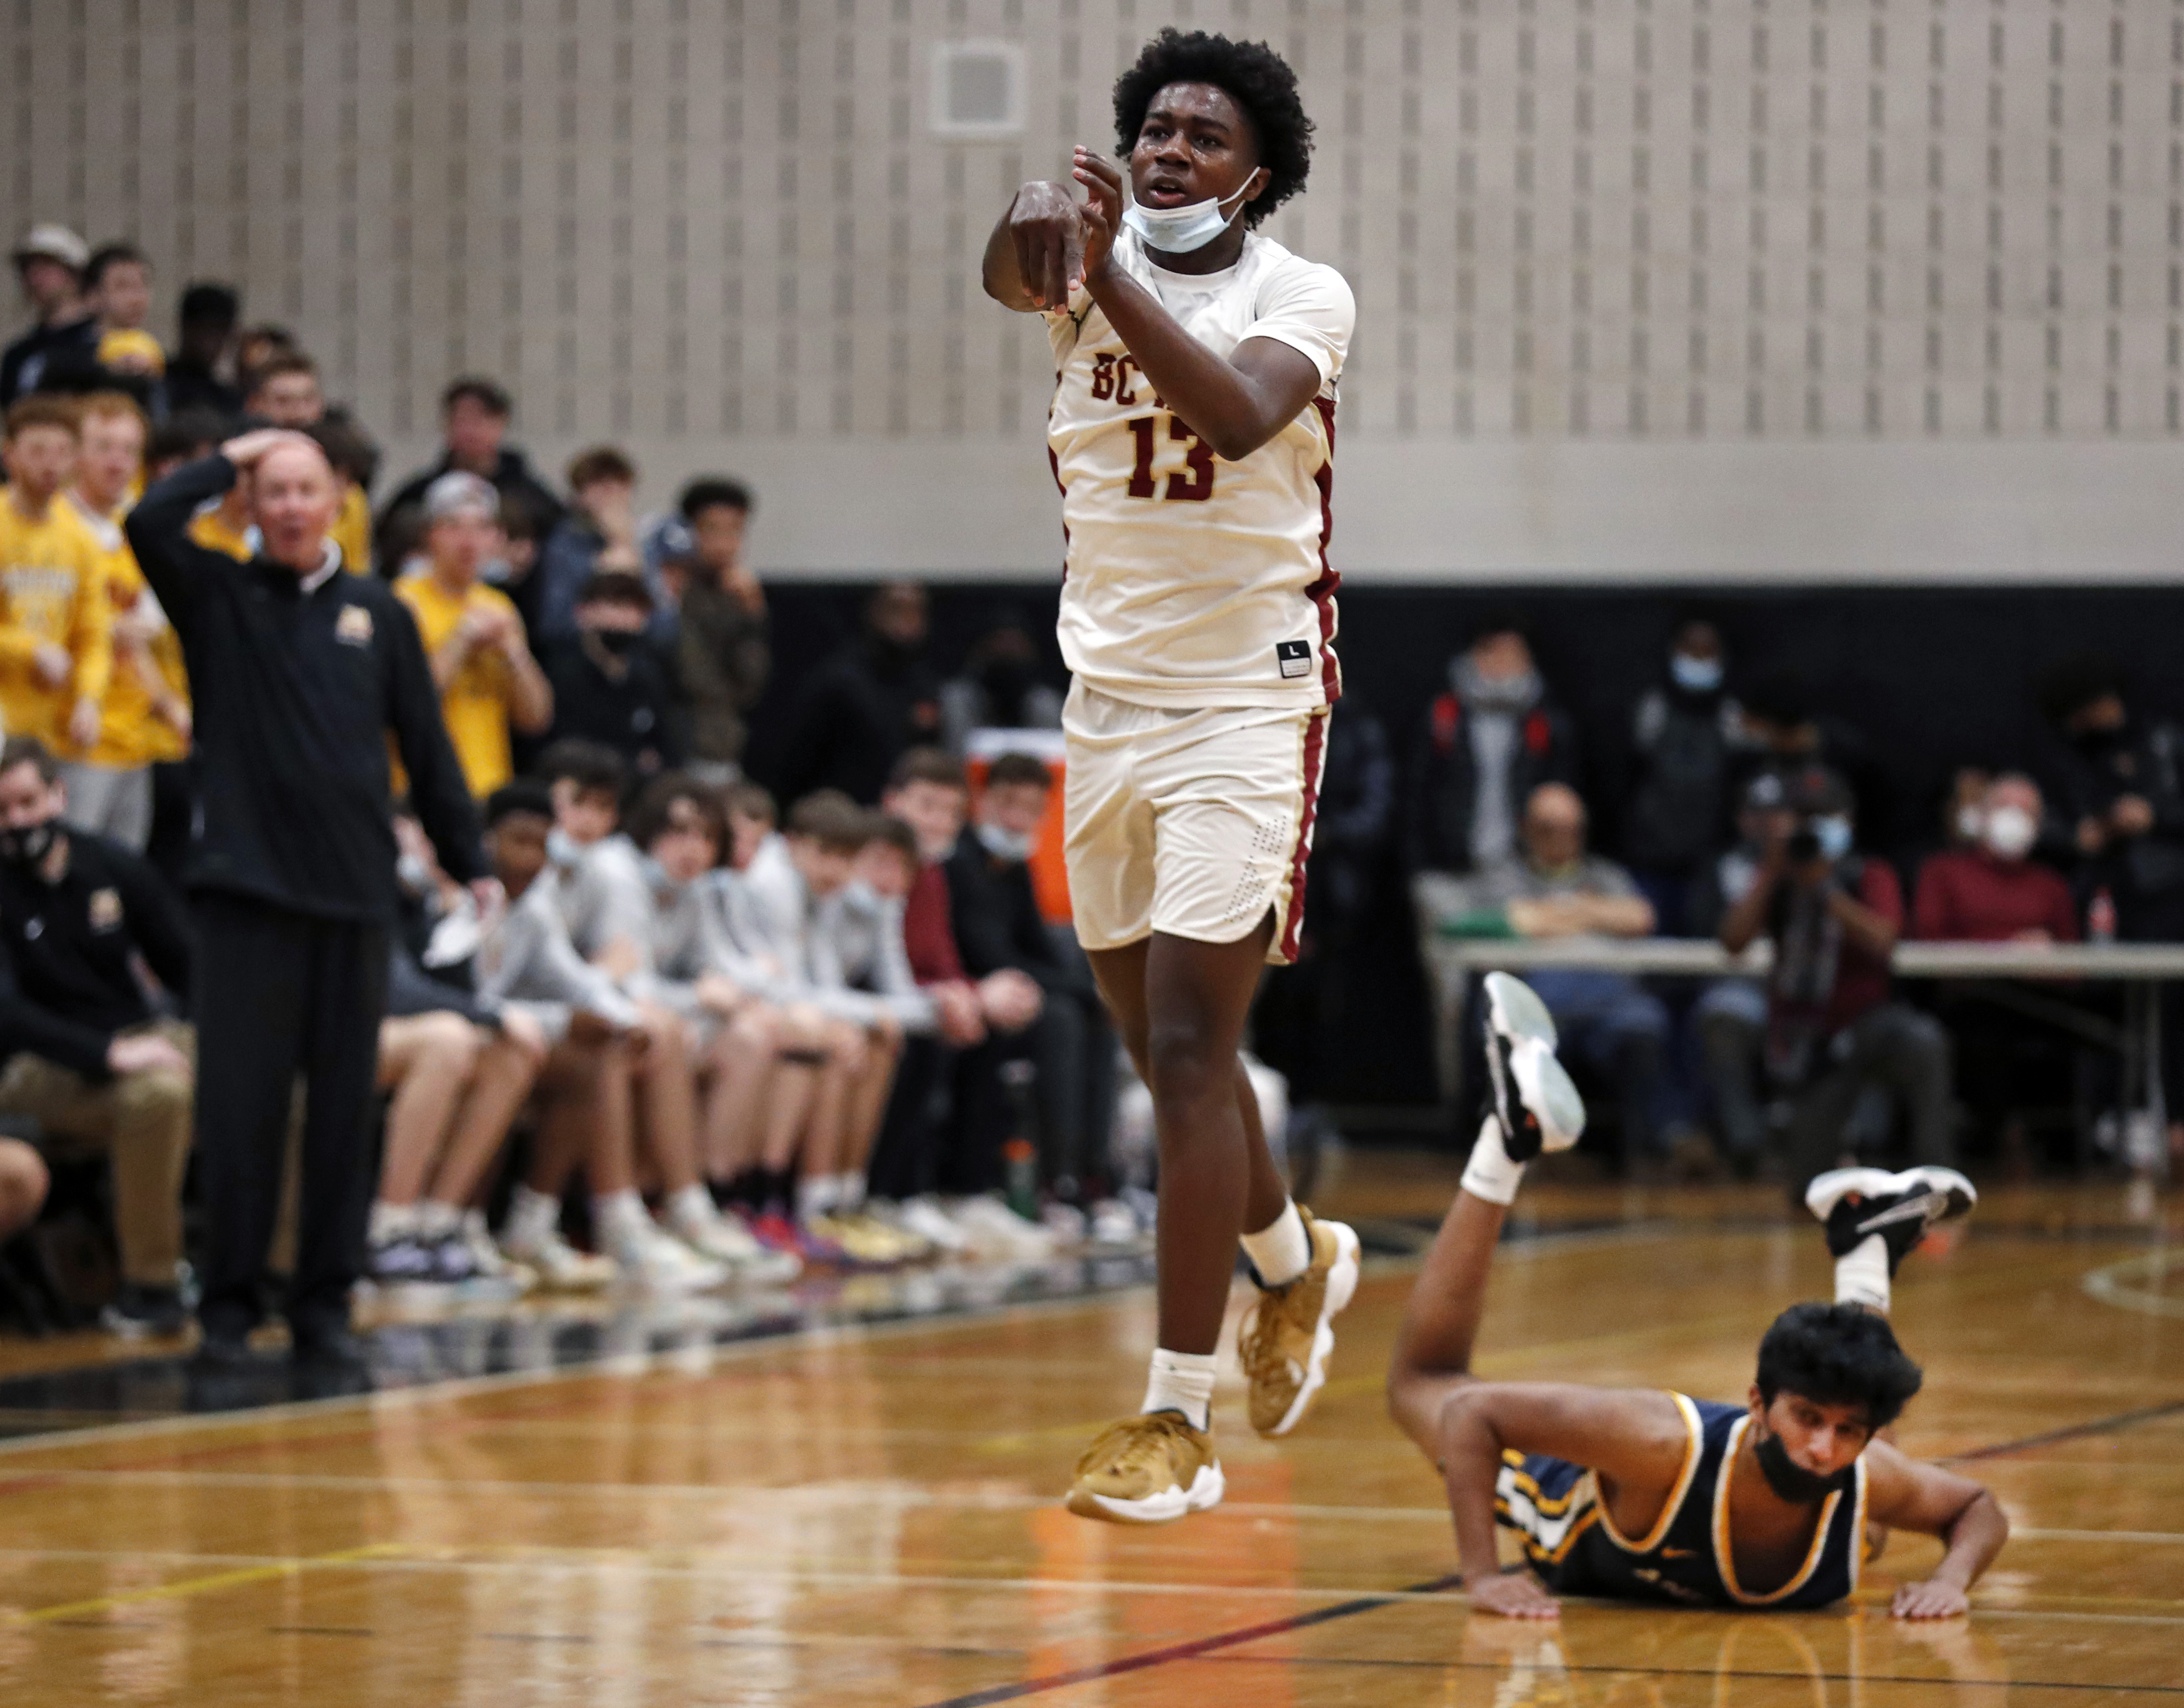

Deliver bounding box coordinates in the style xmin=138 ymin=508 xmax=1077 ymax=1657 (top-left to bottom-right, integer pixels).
xmin=909 ymin=1572 xmax=1464 ymax=1708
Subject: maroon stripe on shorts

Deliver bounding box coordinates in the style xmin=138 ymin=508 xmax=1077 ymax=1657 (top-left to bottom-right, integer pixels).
xmin=1279 ymin=712 xmax=1329 ymax=964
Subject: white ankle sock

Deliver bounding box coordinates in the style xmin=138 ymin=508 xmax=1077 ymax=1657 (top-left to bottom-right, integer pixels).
xmin=665 ymin=1183 xmax=717 ymax=1230
xmin=504 ymin=1185 xmax=559 ymax=1246
xmin=368 ymin=1201 xmax=416 ymax=1245
xmin=1240 ymin=1199 xmax=1312 ymax=1288
xmin=1142 ymin=1348 xmax=1218 ymax=1432
xmin=592 ymin=1188 xmax=653 ymax=1259
xmin=1460 ymin=1116 xmax=1526 ymax=1205
xmin=796 ymin=1175 xmax=835 ymax=1221
xmin=414 ymin=1200 xmax=461 ymax=1240
xmin=832 ymin=1172 xmax=866 ymax=1213
xmin=1835 ymin=1233 xmax=1892 ymax=1310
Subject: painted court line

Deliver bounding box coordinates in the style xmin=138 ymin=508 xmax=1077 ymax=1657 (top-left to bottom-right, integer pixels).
xmin=1189 ymin=1651 xmax=2184 ymax=1695
xmin=1944 ymin=1398 xmax=2184 ymax=1463
xmin=8 ymin=1542 xmax=402 ymax=1626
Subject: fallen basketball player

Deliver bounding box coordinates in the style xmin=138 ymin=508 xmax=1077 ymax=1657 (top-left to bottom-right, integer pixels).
xmin=1387 ymin=974 xmax=2009 ymax=1619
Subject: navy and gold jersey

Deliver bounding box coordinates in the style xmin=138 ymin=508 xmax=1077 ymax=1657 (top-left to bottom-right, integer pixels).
xmin=1493 ymin=1394 xmax=1868 ymax=1610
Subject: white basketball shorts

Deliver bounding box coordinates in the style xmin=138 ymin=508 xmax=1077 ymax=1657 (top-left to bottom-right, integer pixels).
xmin=1061 ymin=681 xmax=1330 ymax=967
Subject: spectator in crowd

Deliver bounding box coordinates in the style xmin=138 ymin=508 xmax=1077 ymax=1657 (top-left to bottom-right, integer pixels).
xmin=1938 ymin=764 xmax=1994 ymax=856
xmin=536 ymin=570 xmax=681 ymax=779
xmin=0 ymin=738 xmax=196 ymax=1336
xmin=307 ymin=415 xmax=381 ymax=582
xmin=233 ymin=324 xmax=299 ymax=392
xmin=82 ymin=244 xmax=165 ymax=408
xmin=61 ymin=393 xmax=183 ymax=852
xmin=1690 ymin=770 xmax=1794 ymax=1175
xmin=127 ymin=427 xmax=486 ymax=1372
xmin=395 ymin=472 xmax=554 ymax=798
xmin=1620 ymin=617 xmax=1747 ymax=935
xmin=1 ymin=398 xmax=112 ymax=758
xmin=1913 ymin=772 xmax=2083 ymax=1171
xmin=375 ymin=376 xmax=564 ymax=575
xmin=533 ymin=446 xmax=658 ymax=643
xmin=1405 ymin=612 xmax=1578 ymax=881
xmin=1714 ymin=764 xmax=1953 ymax=1191
xmin=490 ymin=492 xmax=548 ymax=624
xmin=241 ymin=354 xmax=378 ymax=577
xmin=162 ymin=283 xmax=242 ymax=423
xmin=2 ymin=226 xmax=98 ymax=405
xmin=779 ymin=580 xmax=945 ymax=805
xmin=671 ymin=478 xmax=770 ymax=781
xmin=2038 ymin=652 xmax=2184 ymax=942
xmin=938 ymin=614 xmax=1063 ymax=756
xmin=945 ymin=754 xmax=1116 ymax=1207
xmin=1440 ymin=783 xmax=1672 ymax=1169
xmin=462 ymin=782 xmax=631 ymax=1290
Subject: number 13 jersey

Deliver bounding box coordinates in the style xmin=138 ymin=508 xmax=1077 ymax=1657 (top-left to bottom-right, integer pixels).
xmin=1044 ymin=226 xmax=1355 ymax=711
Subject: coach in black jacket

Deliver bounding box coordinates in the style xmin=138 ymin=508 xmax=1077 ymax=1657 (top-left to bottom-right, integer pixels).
xmin=127 ymin=429 xmax=488 ymax=1365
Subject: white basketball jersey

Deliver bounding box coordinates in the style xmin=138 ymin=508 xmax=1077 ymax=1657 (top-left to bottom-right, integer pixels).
xmin=1044 ymin=227 xmax=1355 ymax=710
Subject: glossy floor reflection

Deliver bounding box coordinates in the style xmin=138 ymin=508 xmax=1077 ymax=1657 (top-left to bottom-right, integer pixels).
xmin=0 ymin=1168 xmax=2178 ymax=1704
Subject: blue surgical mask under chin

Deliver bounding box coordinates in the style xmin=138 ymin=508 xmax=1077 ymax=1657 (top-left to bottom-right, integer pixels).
xmin=1814 ymin=815 xmax=1854 ymax=861
xmin=1669 ymin=652 xmax=1724 ymax=694
xmin=1121 ymin=180 xmax=1253 ymax=256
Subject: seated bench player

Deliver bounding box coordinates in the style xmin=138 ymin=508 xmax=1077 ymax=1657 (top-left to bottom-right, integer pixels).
xmin=1386 ymin=974 xmax=2008 ymax=1620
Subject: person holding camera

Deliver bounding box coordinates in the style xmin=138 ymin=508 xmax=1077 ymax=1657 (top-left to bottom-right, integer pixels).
xmin=1715 ymin=764 xmax=1953 ymax=1193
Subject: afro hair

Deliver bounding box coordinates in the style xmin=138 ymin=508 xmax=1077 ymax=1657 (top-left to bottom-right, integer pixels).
xmin=1112 ymin=29 xmax=1314 ymax=229
xmin=1756 ymin=1302 xmax=1925 ymax=1432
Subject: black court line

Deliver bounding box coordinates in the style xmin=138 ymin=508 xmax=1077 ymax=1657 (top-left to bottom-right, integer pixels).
xmin=909 ymin=1572 xmax=1465 ymax=1708
xmin=1196 ymin=1652 xmax=2184 ymax=1695
xmin=1944 ymin=1398 xmax=2184 ymax=1463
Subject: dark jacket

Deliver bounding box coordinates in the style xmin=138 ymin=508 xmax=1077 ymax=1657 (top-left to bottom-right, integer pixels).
xmin=1404 ymin=690 xmax=1579 ymax=874
xmin=676 ymin=577 xmax=771 ymax=766
xmin=161 ymin=357 xmax=244 ymax=426
xmin=125 ymin=454 xmax=484 ymax=921
xmin=0 ymin=314 xmax=101 ymax=406
xmin=2044 ymin=719 xmax=2184 ymax=932
xmin=0 ymin=830 xmax=193 ymax=1067
xmin=373 ymin=447 xmax=566 ymax=576
xmin=537 ymin=632 xmax=684 ymax=780
xmin=778 ymin=639 xmax=943 ymax=806
xmin=943 ymin=834 xmax=1075 ymax=994
xmin=1621 ymin=683 xmax=1743 ymax=873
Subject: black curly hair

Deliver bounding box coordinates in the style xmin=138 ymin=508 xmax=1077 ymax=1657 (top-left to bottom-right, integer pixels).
xmin=1111 ymin=29 xmax=1314 ymax=229
xmin=1756 ymin=1303 xmax=1925 ymax=1431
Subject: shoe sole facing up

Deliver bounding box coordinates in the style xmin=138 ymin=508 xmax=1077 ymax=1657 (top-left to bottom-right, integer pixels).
xmin=1067 ymin=1460 xmax=1226 ymax=1525
xmin=1259 ymin=1219 xmax=1363 ymax=1440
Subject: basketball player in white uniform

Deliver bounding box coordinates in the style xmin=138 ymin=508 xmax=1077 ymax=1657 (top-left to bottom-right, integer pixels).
xmin=982 ymin=29 xmax=1362 ymax=1523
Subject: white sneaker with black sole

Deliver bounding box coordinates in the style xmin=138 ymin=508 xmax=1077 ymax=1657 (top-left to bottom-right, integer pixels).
xmin=1482 ymin=971 xmax=1588 ymax=1161
xmin=1805 ymin=1165 xmax=1977 ymax=1274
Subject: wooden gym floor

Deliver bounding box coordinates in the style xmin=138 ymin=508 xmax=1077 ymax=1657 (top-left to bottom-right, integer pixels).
xmin=0 ymin=1156 xmax=2179 ymax=1704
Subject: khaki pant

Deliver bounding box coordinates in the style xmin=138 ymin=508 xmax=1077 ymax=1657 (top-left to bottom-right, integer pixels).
xmin=0 ymin=1019 xmax=192 ymax=1286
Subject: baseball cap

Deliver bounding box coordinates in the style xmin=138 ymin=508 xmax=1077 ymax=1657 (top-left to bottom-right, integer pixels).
xmin=13 ymin=224 xmax=90 ymax=271
xmin=422 ymin=470 xmax=500 ymax=523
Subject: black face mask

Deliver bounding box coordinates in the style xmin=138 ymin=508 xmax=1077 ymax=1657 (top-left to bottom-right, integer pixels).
xmin=592 ymin=627 xmax=642 ymax=656
xmin=0 ymin=819 xmax=58 ymax=870
xmin=2074 ymin=722 xmax=2128 ymax=757
xmin=1753 ymin=1418 xmax=1856 ymax=1504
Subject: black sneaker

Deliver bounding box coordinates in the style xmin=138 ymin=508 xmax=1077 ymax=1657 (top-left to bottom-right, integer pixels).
xmin=427 ymin=1231 xmax=479 ymax=1287
xmin=366 ymin=1234 xmax=440 ymax=1289
xmin=1805 ymin=1166 xmax=1978 ymax=1274
xmin=101 ymin=1283 xmax=190 ymax=1340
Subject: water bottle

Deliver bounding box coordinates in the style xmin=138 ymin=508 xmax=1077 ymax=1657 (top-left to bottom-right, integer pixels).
xmin=2089 ymin=887 xmax=2117 ymax=945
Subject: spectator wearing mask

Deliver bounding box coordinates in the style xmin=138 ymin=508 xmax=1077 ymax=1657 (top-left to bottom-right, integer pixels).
xmin=1 ymin=398 xmax=113 ymax=760
xmin=2 ymin=226 xmax=99 ymax=405
xmin=1734 ymin=668 xmax=1883 ymax=846
xmin=81 ymin=244 xmax=165 ymax=410
xmin=375 ymin=376 xmax=565 ymax=576
xmin=1715 ymin=764 xmax=1953 ymax=1192
xmin=0 ymin=738 xmax=196 ymax=1336
xmin=2037 ymin=653 xmax=2184 ymax=942
xmin=1441 ymin=783 xmax=1672 ymax=1169
xmin=60 ymin=392 xmax=185 ymax=853
xmin=670 ymin=478 xmax=770 ymax=781
xmin=945 ymin=753 xmax=1117 ymax=1208
xmin=162 ymin=283 xmax=243 ymax=424
xmin=938 ymin=615 xmax=1064 ymax=757
xmin=533 ymin=446 xmax=667 ymax=644
xmin=1690 ymin=770 xmax=1795 ymax=1175
xmin=537 ymin=570 xmax=682 ymax=779
xmin=1406 ymin=613 xmax=1578 ymax=883
xmin=395 ymin=472 xmax=554 ymax=798
xmin=1913 ymin=772 xmax=2082 ymax=1171
xmin=1620 ymin=618 xmax=1748 ymax=935
xmin=778 ymin=580 xmax=945 ymax=805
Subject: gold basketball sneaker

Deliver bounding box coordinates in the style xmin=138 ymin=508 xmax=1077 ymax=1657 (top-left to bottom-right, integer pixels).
xmin=1065 ymin=1411 xmax=1225 ymax=1524
xmin=1237 ymin=1206 xmax=1363 ymax=1438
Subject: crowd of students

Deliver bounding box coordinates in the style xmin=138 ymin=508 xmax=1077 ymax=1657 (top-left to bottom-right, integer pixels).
xmin=0 ymin=225 xmax=1139 ymax=1338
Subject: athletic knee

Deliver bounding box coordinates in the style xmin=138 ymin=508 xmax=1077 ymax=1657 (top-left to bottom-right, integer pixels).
xmin=1144 ymin=1018 xmax=1234 ymax=1106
